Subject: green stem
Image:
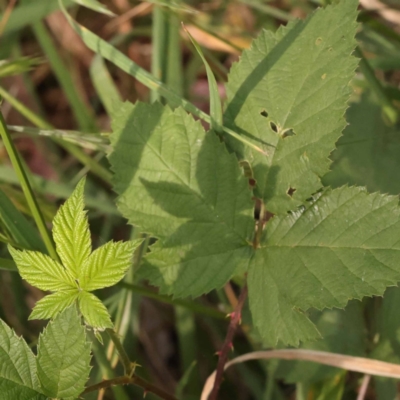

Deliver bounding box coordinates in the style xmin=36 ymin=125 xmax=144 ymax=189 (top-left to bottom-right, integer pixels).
xmin=102 ymin=328 xmax=177 ymax=400
xmin=120 ymin=282 xmax=226 ymax=320
xmin=0 ymin=109 xmax=57 ymax=259
xmin=106 ymin=328 xmax=133 ymax=376
xmin=32 ymin=20 xmax=97 ymax=132
xmin=0 ymin=86 xmax=112 ymax=182
xmin=82 ymin=375 xmax=178 ymax=400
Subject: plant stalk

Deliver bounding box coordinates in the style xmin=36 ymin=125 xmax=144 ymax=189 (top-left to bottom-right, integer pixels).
xmin=106 ymin=328 xmax=133 ymax=376
xmin=82 ymin=375 xmax=178 ymax=400
xmin=209 ymin=284 xmax=248 ymax=400
xmin=0 ymin=108 xmax=58 ymax=259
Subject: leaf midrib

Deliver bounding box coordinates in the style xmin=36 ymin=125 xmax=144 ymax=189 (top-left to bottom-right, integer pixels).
xmin=129 ymin=122 xmax=252 ymax=242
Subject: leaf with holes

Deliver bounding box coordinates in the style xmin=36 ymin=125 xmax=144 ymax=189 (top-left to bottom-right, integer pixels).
xmin=224 ymin=0 xmax=358 ymax=214
xmin=9 ymin=177 xmax=142 ymax=331
xmin=107 ymin=0 xmax=400 ymax=347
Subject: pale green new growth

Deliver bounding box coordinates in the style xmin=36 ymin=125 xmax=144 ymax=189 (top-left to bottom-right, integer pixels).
xmin=109 ymin=102 xmax=254 ymax=297
xmin=37 ymin=306 xmax=91 ymax=399
xmin=78 ymin=291 xmax=113 ymax=328
xmin=0 ymin=321 xmax=45 ymax=400
xmin=9 ymin=177 xmax=143 ymax=330
xmin=30 ymin=290 xmax=79 ymax=320
xmin=52 ymin=178 xmax=91 ymax=279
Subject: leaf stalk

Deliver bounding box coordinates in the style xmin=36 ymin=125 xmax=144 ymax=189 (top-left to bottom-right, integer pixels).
xmin=82 ymin=375 xmax=178 ymax=400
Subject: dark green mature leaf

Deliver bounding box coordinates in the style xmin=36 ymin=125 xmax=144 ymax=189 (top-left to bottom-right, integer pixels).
xmin=36 ymin=307 xmax=91 ymax=400
xmin=323 ymin=91 xmax=400 ymax=195
xmin=250 ymin=186 xmax=400 ymax=345
xmin=0 ymin=321 xmax=45 ymax=400
xmin=275 ymin=301 xmax=365 ymax=383
xmin=224 ymin=0 xmax=358 ymax=214
xmin=109 ymin=102 xmax=254 ymax=297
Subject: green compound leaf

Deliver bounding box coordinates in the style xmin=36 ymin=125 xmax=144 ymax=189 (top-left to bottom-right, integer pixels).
xmin=224 ymin=0 xmax=358 ymax=214
xmin=79 ymin=291 xmax=113 ymax=330
xmin=109 ymin=102 xmax=254 ymax=297
xmin=7 ymin=246 xmax=77 ymax=292
xmin=81 ymin=239 xmax=142 ymax=291
xmin=250 ymin=186 xmax=400 ymax=345
xmin=36 ymin=307 xmax=91 ymax=400
xmin=0 ymin=320 xmax=45 ymax=400
xmin=8 ymin=177 xmax=137 ymax=331
xmin=29 ymin=290 xmax=79 ymax=320
xmin=52 ymin=177 xmax=91 ymax=280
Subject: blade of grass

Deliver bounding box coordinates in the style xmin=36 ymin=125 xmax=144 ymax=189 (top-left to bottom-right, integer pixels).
xmin=1 ymin=0 xmax=75 ymax=37
xmin=0 ymin=86 xmax=112 ymax=182
xmin=0 ymin=56 xmax=43 ymax=79
xmin=151 ymin=4 xmax=168 ymax=102
xmin=0 ymin=0 xmax=17 ymax=37
xmin=355 ymin=47 xmax=398 ymax=125
xmin=239 ymin=0 xmax=294 ymax=22
xmin=175 ymin=307 xmax=200 ymax=396
xmin=90 ymin=55 xmax=122 ymax=116
xmin=72 ymin=0 xmax=115 ymax=16
xmin=166 ymin=3 xmax=183 ymax=98
xmin=0 ymin=109 xmax=57 ymax=259
xmin=31 ymin=20 xmax=97 ymax=132
xmin=0 ymin=186 xmax=45 ymax=251
xmin=175 ymin=360 xmax=197 ymax=399
xmin=0 ymin=165 xmax=118 ymax=215
xmin=59 ymin=0 xmax=267 ymax=155
xmin=8 ymin=125 xmax=110 ymax=152
xmin=183 ymin=24 xmax=222 ymax=131
xmin=0 ymin=258 xmax=17 ymax=271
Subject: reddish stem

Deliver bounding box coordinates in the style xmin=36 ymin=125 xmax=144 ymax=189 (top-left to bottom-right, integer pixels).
xmin=209 ymin=284 xmax=248 ymax=400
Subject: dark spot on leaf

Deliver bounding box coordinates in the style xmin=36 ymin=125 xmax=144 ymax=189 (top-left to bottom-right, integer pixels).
xmin=265 ymin=211 xmax=274 ymax=223
xmin=260 ymin=110 xmax=269 ymax=118
xmin=249 ymin=178 xmax=256 ymax=187
xmin=270 ymin=121 xmax=278 ymax=132
xmin=287 ymin=187 xmax=296 ymax=197
xmin=282 ymin=128 xmax=295 ymax=138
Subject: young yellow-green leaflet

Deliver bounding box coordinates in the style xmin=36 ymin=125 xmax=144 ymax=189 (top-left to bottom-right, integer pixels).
xmin=8 ymin=177 xmax=143 ymax=331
